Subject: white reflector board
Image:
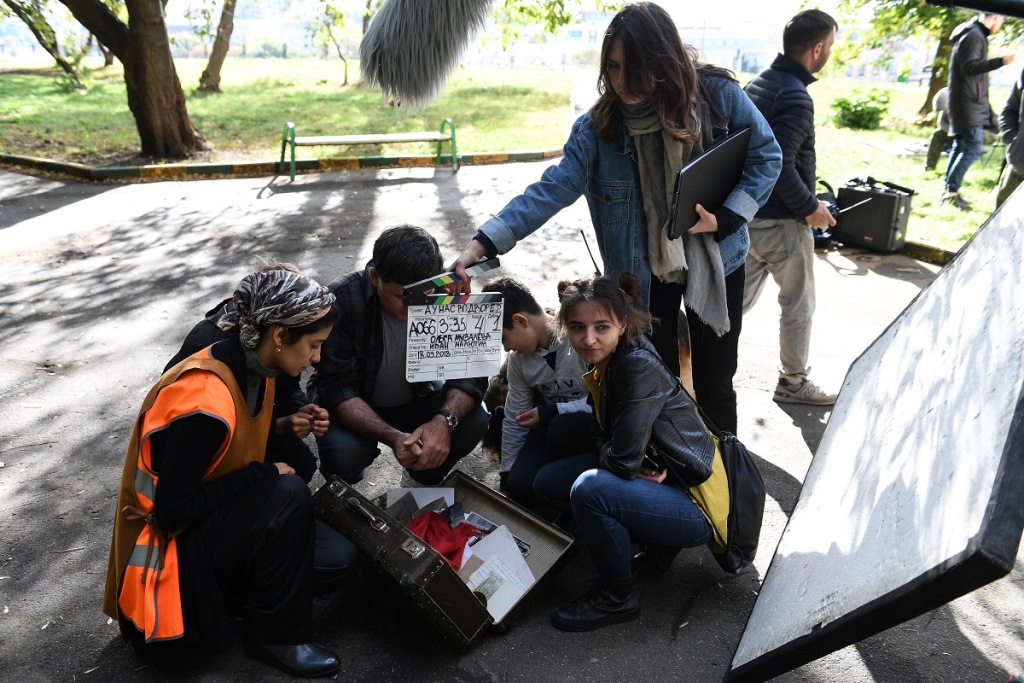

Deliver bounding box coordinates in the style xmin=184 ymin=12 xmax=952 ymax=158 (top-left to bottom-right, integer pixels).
xmin=727 ymin=189 xmax=1024 ymax=682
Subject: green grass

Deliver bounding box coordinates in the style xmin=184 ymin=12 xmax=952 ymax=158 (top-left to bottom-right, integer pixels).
xmin=1 ymin=58 xmax=1014 ymax=251
xmin=808 ymin=77 xmax=1012 ymax=252
xmin=0 ymin=57 xmax=576 ymax=163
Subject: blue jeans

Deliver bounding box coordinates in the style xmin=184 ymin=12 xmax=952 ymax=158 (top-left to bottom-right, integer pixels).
xmin=945 ymin=125 xmax=984 ymax=193
xmin=503 ymin=412 xmax=594 ymax=508
xmin=570 ymin=469 xmax=713 ymax=584
xmin=316 ymin=393 xmax=489 ymax=486
xmin=533 ymin=451 xmax=599 ymax=508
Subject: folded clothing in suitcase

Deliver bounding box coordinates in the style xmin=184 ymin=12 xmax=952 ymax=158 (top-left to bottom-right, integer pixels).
xmin=835 ymin=176 xmax=915 ymax=253
xmin=312 ymin=471 xmax=575 ymax=649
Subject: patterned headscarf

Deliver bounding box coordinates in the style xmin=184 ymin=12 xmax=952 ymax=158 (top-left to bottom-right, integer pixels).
xmin=218 ymin=268 xmax=336 ymax=348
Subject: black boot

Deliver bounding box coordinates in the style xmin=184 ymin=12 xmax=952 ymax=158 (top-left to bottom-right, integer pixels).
xmin=244 ymin=639 xmax=341 ymax=678
xmin=635 ymin=541 xmax=683 ymax=575
xmin=550 ymin=581 xmax=640 ymax=632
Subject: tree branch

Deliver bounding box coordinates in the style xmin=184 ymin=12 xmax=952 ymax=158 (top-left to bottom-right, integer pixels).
xmin=56 ymin=0 xmax=130 ymax=58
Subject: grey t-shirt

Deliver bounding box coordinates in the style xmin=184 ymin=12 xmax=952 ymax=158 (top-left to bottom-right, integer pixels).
xmin=369 ymin=313 xmax=415 ymax=408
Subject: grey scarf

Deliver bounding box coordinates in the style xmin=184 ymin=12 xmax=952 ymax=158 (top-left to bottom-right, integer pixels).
xmin=621 ymin=101 xmax=730 ymax=336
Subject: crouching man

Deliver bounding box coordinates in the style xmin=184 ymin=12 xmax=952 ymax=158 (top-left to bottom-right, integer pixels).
xmin=312 ymin=225 xmax=489 ymax=486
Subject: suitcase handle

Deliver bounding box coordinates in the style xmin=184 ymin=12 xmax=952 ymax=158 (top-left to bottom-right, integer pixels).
xmin=346 ymin=497 xmax=390 ymax=533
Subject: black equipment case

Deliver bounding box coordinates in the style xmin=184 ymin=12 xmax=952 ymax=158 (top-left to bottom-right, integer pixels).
xmin=835 ymin=177 xmax=915 ymax=253
xmin=312 ymin=471 xmax=575 ymax=649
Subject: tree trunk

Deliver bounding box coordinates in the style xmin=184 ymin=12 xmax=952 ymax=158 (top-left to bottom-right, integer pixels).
xmin=95 ymin=36 xmax=115 ymax=67
xmin=920 ymin=15 xmax=961 ymax=116
xmin=198 ymin=0 xmax=237 ymax=93
xmin=58 ymin=0 xmax=207 ymax=158
xmin=4 ymin=0 xmax=83 ymax=87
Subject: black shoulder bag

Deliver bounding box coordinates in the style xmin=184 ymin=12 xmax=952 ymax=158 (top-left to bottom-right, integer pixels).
xmin=695 ymin=405 xmax=767 ymax=573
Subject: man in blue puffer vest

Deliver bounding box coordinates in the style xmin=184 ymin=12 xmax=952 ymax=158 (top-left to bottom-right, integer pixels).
xmin=741 ymin=9 xmax=839 ymax=406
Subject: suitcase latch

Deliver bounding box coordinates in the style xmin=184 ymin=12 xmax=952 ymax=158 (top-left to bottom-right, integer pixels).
xmin=401 ymin=539 xmax=426 ymax=559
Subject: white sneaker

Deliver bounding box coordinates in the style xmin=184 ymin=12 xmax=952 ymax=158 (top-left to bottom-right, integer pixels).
xmin=399 ymin=469 xmax=429 ymax=488
xmin=773 ymin=377 xmax=837 ymax=406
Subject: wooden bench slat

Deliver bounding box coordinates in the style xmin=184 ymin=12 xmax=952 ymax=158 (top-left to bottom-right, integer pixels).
xmin=293 ymin=132 xmax=451 ymax=146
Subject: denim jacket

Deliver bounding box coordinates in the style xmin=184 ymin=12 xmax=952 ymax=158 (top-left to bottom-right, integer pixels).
xmin=478 ymin=75 xmax=781 ymax=311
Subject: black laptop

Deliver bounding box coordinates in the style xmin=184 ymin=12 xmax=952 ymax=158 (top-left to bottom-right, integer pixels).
xmin=668 ymin=126 xmax=752 ymax=239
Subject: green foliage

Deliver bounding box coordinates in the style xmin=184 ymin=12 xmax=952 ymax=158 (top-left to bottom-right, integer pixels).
xmin=495 ymin=0 xmax=622 ymax=48
xmin=183 ymin=0 xmax=218 ymax=43
xmin=3 ymin=58 xmax=1009 ymax=251
xmin=831 ymin=89 xmax=890 ymax=129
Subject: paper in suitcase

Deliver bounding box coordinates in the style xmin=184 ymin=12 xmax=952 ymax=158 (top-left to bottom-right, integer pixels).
xmin=312 ymin=471 xmax=574 ymax=649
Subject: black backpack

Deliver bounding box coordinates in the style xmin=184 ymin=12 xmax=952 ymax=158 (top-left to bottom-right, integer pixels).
xmin=694 ymin=405 xmax=767 ymax=573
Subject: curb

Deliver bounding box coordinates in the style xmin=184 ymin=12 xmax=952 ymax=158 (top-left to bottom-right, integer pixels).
xmin=1 ymin=149 xmax=956 ymax=267
xmin=0 ymin=148 xmax=564 ymax=183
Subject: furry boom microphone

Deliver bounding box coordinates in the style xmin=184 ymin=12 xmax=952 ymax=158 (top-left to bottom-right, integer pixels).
xmin=361 ymin=0 xmax=496 ymax=108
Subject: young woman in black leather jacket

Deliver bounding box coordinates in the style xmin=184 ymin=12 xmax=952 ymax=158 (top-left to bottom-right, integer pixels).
xmin=550 ymin=273 xmax=727 ymax=632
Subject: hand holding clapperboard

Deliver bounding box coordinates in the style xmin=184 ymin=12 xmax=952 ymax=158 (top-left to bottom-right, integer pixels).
xmin=402 ymin=259 xmax=503 ymax=382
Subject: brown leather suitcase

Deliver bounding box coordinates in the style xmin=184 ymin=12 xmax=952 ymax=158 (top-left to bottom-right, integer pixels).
xmin=312 ymin=470 xmax=575 ymax=649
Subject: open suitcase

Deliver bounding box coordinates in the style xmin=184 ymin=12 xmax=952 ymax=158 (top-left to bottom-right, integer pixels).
xmin=312 ymin=470 xmax=575 ymax=649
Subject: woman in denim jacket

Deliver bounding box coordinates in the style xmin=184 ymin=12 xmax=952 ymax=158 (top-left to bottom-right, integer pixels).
xmin=454 ymin=2 xmax=781 ymax=434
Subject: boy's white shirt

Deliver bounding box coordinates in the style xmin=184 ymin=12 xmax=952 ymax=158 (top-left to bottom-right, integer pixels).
xmin=500 ymin=332 xmax=590 ymax=474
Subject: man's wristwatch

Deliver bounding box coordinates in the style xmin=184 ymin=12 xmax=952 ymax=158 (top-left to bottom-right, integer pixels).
xmin=437 ymin=409 xmax=459 ymax=432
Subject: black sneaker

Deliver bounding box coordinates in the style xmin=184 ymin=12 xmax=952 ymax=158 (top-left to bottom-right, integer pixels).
xmin=940 ymin=193 xmax=972 ymax=211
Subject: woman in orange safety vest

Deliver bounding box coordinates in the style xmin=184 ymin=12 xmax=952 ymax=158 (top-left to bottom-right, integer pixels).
xmin=103 ymin=261 xmax=342 ymax=678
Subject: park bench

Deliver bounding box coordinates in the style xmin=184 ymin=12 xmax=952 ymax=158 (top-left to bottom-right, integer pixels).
xmin=279 ymin=118 xmax=459 ymax=181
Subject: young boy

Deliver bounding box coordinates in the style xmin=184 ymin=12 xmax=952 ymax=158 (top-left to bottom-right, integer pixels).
xmin=482 ymin=277 xmax=593 ymax=507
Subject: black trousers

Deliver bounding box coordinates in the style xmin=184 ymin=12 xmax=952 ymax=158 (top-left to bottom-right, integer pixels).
xmin=123 ymin=474 xmax=316 ymax=668
xmin=648 ymin=265 xmax=744 ymax=435
xmin=200 ymin=473 xmax=315 ymax=645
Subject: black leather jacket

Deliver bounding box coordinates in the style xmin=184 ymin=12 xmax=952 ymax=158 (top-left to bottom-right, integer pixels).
xmin=596 ymin=338 xmax=715 ymax=488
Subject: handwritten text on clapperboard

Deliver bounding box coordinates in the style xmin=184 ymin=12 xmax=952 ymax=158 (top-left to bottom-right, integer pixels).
xmin=406 ymin=301 xmax=504 ymax=382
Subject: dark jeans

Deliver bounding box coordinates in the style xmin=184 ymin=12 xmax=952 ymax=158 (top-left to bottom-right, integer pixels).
xmin=533 ymin=451 xmax=599 ymax=508
xmin=570 ymin=469 xmax=713 ymax=584
xmin=504 ymin=411 xmax=594 ymax=508
xmin=945 ymin=125 xmax=984 ymax=193
xmin=649 ymin=265 xmax=745 ymax=434
xmin=317 ymin=392 xmax=489 ymax=485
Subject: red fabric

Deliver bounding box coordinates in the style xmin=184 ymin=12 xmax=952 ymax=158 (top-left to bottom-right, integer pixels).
xmin=407 ymin=512 xmax=478 ymax=570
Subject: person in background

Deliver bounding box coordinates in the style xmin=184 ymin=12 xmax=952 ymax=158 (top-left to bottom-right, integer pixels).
xmin=926 ymin=87 xmax=952 ymax=173
xmin=481 ymin=276 xmax=592 ymax=508
xmin=451 ymin=1 xmax=781 ymax=436
xmin=942 ymin=13 xmax=1015 ymax=211
xmin=996 ymin=66 xmax=1024 ymax=209
xmin=742 ymin=9 xmax=839 ymax=406
xmin=104 ymin=262 xmax=342 ymax=677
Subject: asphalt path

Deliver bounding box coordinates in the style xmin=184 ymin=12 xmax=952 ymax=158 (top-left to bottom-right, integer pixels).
xmin=0 ymin=164 xmax=1021 ymax=682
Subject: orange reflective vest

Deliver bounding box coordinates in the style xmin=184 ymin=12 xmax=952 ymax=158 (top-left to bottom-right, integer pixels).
xmin=102 ymin=349 xmax=275 ymax=643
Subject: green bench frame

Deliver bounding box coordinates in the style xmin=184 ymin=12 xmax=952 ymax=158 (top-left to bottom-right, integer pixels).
xmin=279 ymin=118 xmax=459 ymax=181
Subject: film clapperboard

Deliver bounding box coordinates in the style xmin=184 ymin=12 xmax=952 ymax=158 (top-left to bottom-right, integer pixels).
xmin=402 ymin=258 xmax=504 ymax=382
